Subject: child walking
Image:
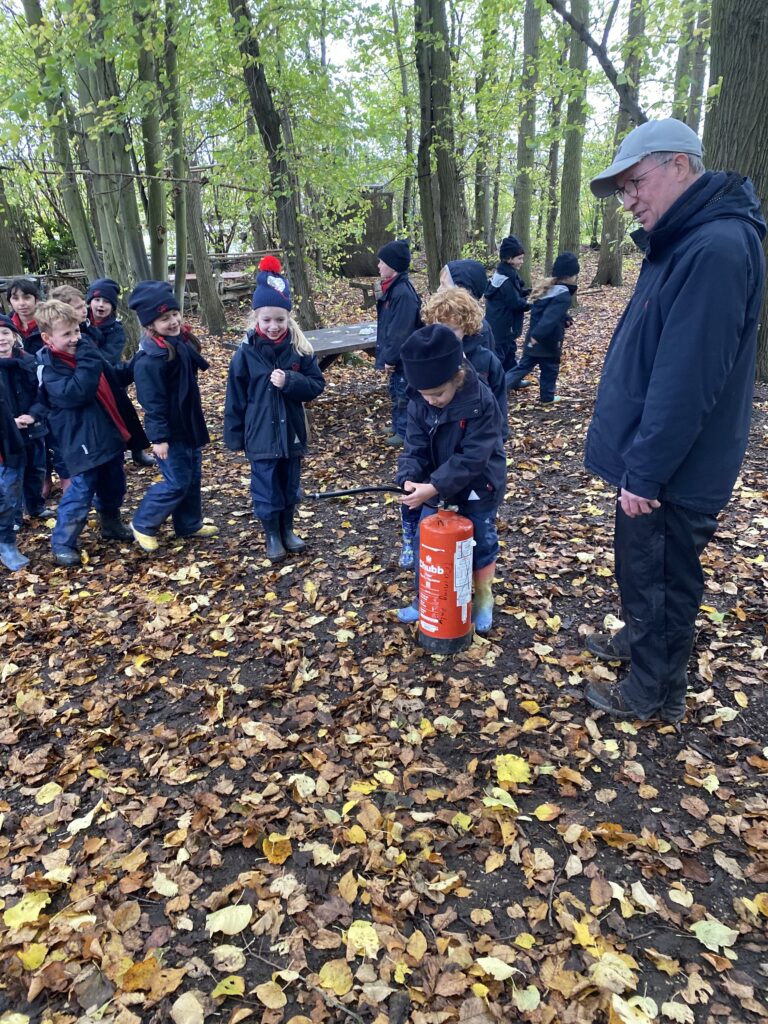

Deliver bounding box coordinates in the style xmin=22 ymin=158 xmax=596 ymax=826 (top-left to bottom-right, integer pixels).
xmin=7 ymin=278 xmax=44 ymax=356
xmin=0 ymin=314 xmax=47 ymax=530
xmin=484 ymin=236 xmax=531 ymax=373
xmin=505 ymin=252 xmax=580 ymax=405
xmin=129 ymin=281 xmax=217 ymax=551
xmin=34 ymin=300 xmax=147 ymax=566
xmin=395 ymin=324 xmax=506 ymax=634
xmin=224 ymin=257 xmax=325 ymax=562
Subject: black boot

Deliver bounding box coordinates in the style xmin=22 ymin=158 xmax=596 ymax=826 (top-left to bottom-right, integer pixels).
xmin=100 ymin=512 xmax=133 ymax=541
xmin=585 ymin=626 xmax=631 ymax=664
xmin=131 ymin=449 xmax=155 ymax=467
xmin=280 ymin=506 xmax=306 ymax=553
xmin=260 ymin=517 xmax=286 ymax=562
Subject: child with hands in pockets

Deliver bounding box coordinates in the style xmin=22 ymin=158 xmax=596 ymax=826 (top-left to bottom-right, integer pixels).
xmin=395 ymin=324 xmax=506 ymax=634
xmin=224 ymin=257 xmax=325 ymax=563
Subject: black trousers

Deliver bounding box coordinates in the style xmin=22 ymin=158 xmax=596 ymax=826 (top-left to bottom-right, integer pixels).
xmin=614 ymin=499 xmax=718 ymax=718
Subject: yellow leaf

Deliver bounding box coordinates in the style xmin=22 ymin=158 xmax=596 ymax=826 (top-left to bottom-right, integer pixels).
xmin=338 ymin=869 xmax=358 ymax=905
xmin=211 ymin=975 xmax=245 ymax=999
xmin=318 ymin=958 xmax=353 ymax=995
xmin=394 ymin=962 xmax=411 ymax=984
xmin=451 ymin=811 xmax=472 ymax=832
xmin=373 ymin=769 xmax=394 ymax=785
xmin=254 ymin=981 xmax=287 ymax=1009
xmin=588 ymin=952 xmax=637 ymax=993
xmin=0 ymin=1015 xmax=31 ymax=1024
xmin=346 ymin=920 xmax=380 ymax=958
xmin=514 ymin=933 xmax=536 ymax=950
xmin=205 ymin=904 xmax=253 ymax=936
xmin=406 ymin=929 xmax=428 ymax=962
xmin=485 ymin=851 xmax=506 ymax=873
xmin=346 ymin=824 xmax=366 ymax=844
xmin=754 ymin=892 xmax=768 ymax=916
xmin=3 ymin=892 xmax=51 ymax=929
xmin=17 ymin=943 xmax=47 ymax=970
xmin=262 ymin=833 xmax=292 ymax=865
xmin=472 ymin=982 xmax=489 ymax=998
xmin=495 ymin=754 xmax=531 ymax=784
xmin=170 ymin=992 xmax=205 ymax=1024
xmin=302 ymin=579 xmax=318 ymax=604
xmin=532 ymin=802 xmax=562 ymax=821
xmin=513 ymin=985 xmax=541 ymax=1011
xmin=152 ymin=871 xmax=179 ymax=898
xmin=470 ymin=909 xmax=493 ymax=926
xmin=482 ymin=787 xmax=518 ymax=811
xmin=349 ymin=780 xmax=377 ymax=795
xmin=689 ymin=918 xmax=739 ymax=952
xmin=67 ymin=800 xmax=103 ymax=835
xmin=34 ymin=783 xmax=62 ymax=806
xmin=476 ymin=956 xmax=519 ymax=981
xmin=661 ymin=1002 xmax=695 ymax=1024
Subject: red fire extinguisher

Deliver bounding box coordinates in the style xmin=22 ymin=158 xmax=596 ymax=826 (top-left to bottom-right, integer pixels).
xmin=417 ymin=510 xmax=474 ymax=653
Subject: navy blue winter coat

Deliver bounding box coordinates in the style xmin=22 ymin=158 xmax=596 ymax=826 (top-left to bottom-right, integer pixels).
xmin=585 ymin=171 xmax=766 ymax=514
xmin=224 ymin=329 xmax=325 ymax=461
xmin=0 ymin=349 xmax=45 ymax=437
xmin=134 ymin=329 xmax=210 ymax=448
xmin=12 ymin=315 xmax=43 ymax=357
xmin=484 ymin=263 xmax=530 ymax=346
xmin=0 ymin=376 xmax=28 ymax=468
xmin=397 ymin=363 xmax=506 ymax=512
xmin=34 ymin=339 xmax=147 ymax=476
xmin=90 ymin=315 xmax=126 ymax=364
xmin=523 ymin=284 xmax=576 ymax=360
xmin=376 ymin=273 xmax=422 ymax=370
xmin=462 ymin=326 xmax=508 ymax=439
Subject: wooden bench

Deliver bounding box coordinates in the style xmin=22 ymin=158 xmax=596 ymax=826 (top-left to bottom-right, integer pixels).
xmin=348 ymin=280 xmax=378 ymax=310
xmin=304 ymin=321 xmax=377 ymax=370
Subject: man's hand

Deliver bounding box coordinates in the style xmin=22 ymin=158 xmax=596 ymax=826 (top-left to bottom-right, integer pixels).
xmin=152 ymin=442 xmax=169 ymax=461
xmin=14 ymin=414 xmax=34 ymax=429
xmin=399 ymin=480 xmax=437 ymax=510
xmin=271 ymin=368 xmax=286 ymax=389
xmin=384 ymin=363 xmax=395 ymax=375
xmin=619 ymin=488 xmax=661 ymax=517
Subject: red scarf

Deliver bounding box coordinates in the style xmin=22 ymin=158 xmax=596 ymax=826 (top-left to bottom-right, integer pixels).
xmin=255 ymin=326 xmax=289 ymax=344
xmin=11 ymin=312 xmax=37 ymax=337
xmin=380 ymin=274 xmax=398 ymax=294
xmin=47 ymin=346 xmax=131 ymax=442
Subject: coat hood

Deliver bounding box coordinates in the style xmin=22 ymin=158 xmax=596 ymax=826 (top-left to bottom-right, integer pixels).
xmin=446 ymin=260 xmax=488 ymax=300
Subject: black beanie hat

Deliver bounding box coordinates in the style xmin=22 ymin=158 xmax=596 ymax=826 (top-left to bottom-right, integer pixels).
xmin=128 ymin=281 xmax=181 ymax=327
xmin=86 ymin=278 xmax=120 ymax=309
xmin=551 ymin=251 xmax=580 ymax=278
xmin=499 ymin=235 xmax=524 ymax=259
xmin=0 ymin=313 xmax=23 ymax=338
xmin=377 ymin=239 xmax=411 ymax=274
xmin=401 ymin=323 xmax=464 ymax=391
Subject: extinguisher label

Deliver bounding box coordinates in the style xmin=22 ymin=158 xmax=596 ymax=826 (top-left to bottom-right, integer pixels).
xmin=454 ymin=540 xmax=474 ymax=614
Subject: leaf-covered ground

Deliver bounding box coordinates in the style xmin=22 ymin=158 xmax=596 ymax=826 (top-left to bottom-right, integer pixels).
xmin=1 ymin=261 xmax=767 ymax=1024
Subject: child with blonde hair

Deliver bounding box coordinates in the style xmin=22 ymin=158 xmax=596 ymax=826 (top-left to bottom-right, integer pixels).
xmin=224 ymin=257 xmax=325 ymax=562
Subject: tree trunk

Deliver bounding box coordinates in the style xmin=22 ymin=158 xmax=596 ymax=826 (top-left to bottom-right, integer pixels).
xmin=187 ymin=170 xmax=227 ymax=336
xmin=165 ymin=0 xmax=189 ymax=308
xmin=672 ymin=3 xmax=696 ymax=121
xmin=591 ymin=0 xmax=645 ymax=287
xmin=0 ymin=174 xmax=23 ymax=275
xmin=473 ymin=12 xmax=498 ymax=255
xmin=686 ymin=1 xmax=710 ymax=133
xmin=390 ymin=0 xmax=415 ymax=236
xmin=511 ymin=0 xmax=541 ymax=283
xmin=544 ymin=87 xmax=565 ymax=273
xmin=22 ymin=0 xmax=103 ymax=280
xmin=703 ymin=0 xmax=768 ymax=380
xmin=227 ymin=0 xmax=318 ymax=328
xmin=135 ymin=3 xmax=168 ymax=280
xmin=559 ymin=0 xmax=589 ymax=256
xmin=414 ymin=0 xmax=441 ymax=289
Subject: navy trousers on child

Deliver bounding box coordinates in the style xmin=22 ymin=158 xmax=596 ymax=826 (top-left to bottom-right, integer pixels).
xmin=0 ymin=466 xmax=24 ymax=543
xmin=389 ymin=371 xmax=409 ymax=438
xmin=249 ymin=458 xmax=301 ymax=519
xmin=506 ymin=354 xmax=560 ymax=402
xmin=132 ymin=443 xmax=204 ymax=538
xmin=20 ymin=438 xmax=46 ymax=521
xmin=52 ymin=453 xmax=125 ymax=553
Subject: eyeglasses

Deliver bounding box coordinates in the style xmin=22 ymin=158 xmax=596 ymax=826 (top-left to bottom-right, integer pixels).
xmin=613 ymin=157 xmax=674 ymax=200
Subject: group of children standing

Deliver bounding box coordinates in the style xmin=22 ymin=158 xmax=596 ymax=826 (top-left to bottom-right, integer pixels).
xmin=0 ymin=242 xmax=579 ymax=639
xmin=374 ymin=236 xmax=580 ymax=633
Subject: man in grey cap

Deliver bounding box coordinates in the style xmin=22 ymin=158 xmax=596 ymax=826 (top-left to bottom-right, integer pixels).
xmin=582 ymin=117 xmax=766 ymax=724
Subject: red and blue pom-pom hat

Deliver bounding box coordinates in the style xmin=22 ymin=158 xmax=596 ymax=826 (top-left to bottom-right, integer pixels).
xmin=251 ymin=255 xmax=292 ymax=312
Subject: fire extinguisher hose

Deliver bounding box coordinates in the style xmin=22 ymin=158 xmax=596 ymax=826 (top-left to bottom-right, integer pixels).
xmin=301 ymin=485 xmax=406 ymax=500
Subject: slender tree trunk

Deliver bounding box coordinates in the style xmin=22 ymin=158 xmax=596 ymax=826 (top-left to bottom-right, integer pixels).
xmin=686 ymin=1 xmax=710 ymax=133
xmin=227 ymin=0 xmax=318 ymax=327
xmin=490 ymin=154 xmax=502 ymax=247
xmin=136 ymin=3 xmax=167 ymax=280
xmin=672 ymin=3 xmax=696 ymax=121
xmin=187 ymin=170 xmax=227 ymax=335
xmin=544 ymin=87 xmax=565 ymax=273
xmin=559 ymin=0 xmax=589 ymax=256
xmin=473 ymin=12 xmax=498 ymax=254
xmin=592 ymin=0 xmax=644 ymax=287
xmin=414 ymin=0 xmax=441 ymax=288
xmin=511 ymin=0 xmax=541 ymax=283
xmin=165 ymin=0 xmax=188 ymax=308
xmin=0 ymin=175 xmax=24 ymax=274
xmin=390 ymin=0 xmax=415 ymax=236
xmin=22 ymin=0 xmax=102 ymax=279
xmin=703 ymin=0 xmax=768 ymax=380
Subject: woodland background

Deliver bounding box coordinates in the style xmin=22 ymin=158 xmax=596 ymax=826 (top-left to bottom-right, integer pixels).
xmin=0 ymin=0 xmax=767 ymax=370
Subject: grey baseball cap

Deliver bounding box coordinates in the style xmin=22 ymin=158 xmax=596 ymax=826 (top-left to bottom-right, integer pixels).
xmin=590 ymin=118 xmax=703 ymax=198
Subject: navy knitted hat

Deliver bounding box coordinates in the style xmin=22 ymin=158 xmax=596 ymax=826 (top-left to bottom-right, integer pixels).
xmin=499 ymin=235 xmax=524 ymax=259
xmin=251 ymin=255 xmax=292 ymax=311
xmin=128 ymin=281 xmax=181 ymax=327
xmin=0 ymin=313 xmax=23 ymax=337
xmin=444 ymin=259 xmax=488 ymax=300
xmin=377 ymin=239 xmax=411 ymax=274
xmin=401 ymin=323 xmax=464 ymax=391
xmin=87 ymin=277 xmax=120 ymax=309
xmin=551 ymin=252 xmax=580 ymax=278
